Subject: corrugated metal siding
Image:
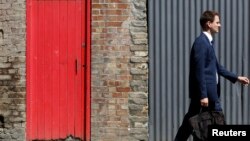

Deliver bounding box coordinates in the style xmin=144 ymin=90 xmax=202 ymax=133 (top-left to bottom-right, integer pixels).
xmin=148 ymin=0 xmax=250 ymax=140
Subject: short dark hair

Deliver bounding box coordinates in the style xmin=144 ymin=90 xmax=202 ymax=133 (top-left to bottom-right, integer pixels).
xmin=200 ymin=10 xmax=219 ymax=30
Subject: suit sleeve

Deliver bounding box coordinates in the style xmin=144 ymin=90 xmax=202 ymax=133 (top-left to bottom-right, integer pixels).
xmin=216 ymin=61 xmax=238 ymax=83
xmin=193 ymin=42 xmax=208 ymax=99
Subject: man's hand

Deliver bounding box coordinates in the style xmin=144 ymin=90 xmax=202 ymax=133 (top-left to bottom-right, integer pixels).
xmin=200 ymin=98 xmax=209 ymax=107
xmin=237 ymin=76 xmax=250 ymax=86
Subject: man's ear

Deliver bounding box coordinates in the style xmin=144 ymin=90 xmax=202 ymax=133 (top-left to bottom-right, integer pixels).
xmin=207 ymin=21 xmax=212 ymax=28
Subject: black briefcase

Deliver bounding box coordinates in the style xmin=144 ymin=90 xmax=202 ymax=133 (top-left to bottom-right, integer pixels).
xmin=188 ymin=111 xmax=225 ymax=141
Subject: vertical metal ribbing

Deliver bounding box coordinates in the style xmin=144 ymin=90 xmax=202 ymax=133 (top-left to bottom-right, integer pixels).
xmin=149 ymin=0 xmax=250 ymax=140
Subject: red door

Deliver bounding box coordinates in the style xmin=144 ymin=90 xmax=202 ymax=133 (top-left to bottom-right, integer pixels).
xmin=26 ymin=0 xmax=91 ymax=140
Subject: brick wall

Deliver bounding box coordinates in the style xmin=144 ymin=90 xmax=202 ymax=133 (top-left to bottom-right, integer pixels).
xmin=91 ymin=0 xmax=148 ymax=141
xmin=0 ymin=0 xmax=26 ymax=140
xmin=91 ymin=0 xmax=131 ymax=140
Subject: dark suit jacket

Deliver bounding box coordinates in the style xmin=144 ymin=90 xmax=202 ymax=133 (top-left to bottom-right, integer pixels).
xmin=189 ymin=33 xmax=238 ymax=109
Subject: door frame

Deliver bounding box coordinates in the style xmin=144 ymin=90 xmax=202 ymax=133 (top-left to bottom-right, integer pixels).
xmin=26 ymin=0 xmax=91 ymax=140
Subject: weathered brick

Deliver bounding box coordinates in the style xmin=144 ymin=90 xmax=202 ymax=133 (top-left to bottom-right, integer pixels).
xmin=0 ymin=75 xmax=11 ymax=80
xmin=116 ymin=87 xmax=131 ymax=92
xmin=0 ymin=4 xmax=11 ymax=9
xmin=0 ymin=57 xmax=7 ymax=62
xmin=0 ymin=63 xmax=11 ymax=68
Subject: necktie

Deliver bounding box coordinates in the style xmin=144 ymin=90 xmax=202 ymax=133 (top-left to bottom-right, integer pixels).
xmin=211 ymin=40 xmax=214 ymax=46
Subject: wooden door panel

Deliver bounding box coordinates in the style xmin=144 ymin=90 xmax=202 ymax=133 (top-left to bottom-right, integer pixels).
xmin=51 ymin=1 xmax=60 ymax=138
xmin=75 ymin=0 xmax=85 ymax=138
xmin=27 ymin=0 xmax=89 ymax=140
xmin=58 ymin=0 xmax=68 ymax=138
xmin=36 ymin=1 xmax=45 ymax=138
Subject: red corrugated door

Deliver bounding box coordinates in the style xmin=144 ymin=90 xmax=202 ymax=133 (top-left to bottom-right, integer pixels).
xmin=26 ymin=0 xmax=91 ymax=140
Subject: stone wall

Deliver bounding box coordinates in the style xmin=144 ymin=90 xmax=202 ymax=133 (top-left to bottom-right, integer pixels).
xmin=91 ymin=0 xmax=148 ymax=141
xmin=0 ymin=0 xmax=26 ymax=140
xmin=129 ymin=0 xmax=148 ymax=140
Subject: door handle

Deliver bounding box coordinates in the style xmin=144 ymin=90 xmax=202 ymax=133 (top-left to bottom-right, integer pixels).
xmin=75 ymin=59 xmax=77 ymax=74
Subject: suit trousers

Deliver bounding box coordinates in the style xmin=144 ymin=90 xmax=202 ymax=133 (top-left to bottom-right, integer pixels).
xmin=174 ymin=100 xmax=201 ymax=141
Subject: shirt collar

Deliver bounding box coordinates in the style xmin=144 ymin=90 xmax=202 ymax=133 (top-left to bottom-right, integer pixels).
xmin=203 ymin=31 xmax=213 ymax=44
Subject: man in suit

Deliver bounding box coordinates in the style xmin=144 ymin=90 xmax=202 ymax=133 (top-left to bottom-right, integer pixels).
xmin=174 ymin=10 xmax=249 ymax=141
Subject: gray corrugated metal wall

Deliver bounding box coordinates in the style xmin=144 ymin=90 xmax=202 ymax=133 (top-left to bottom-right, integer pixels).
xmin=148 ymin=0 xmax=250 ymax=140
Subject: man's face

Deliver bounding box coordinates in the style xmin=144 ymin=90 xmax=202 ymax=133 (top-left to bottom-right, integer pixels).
xmin=207 ymin=15 xmax=221 ymax=34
